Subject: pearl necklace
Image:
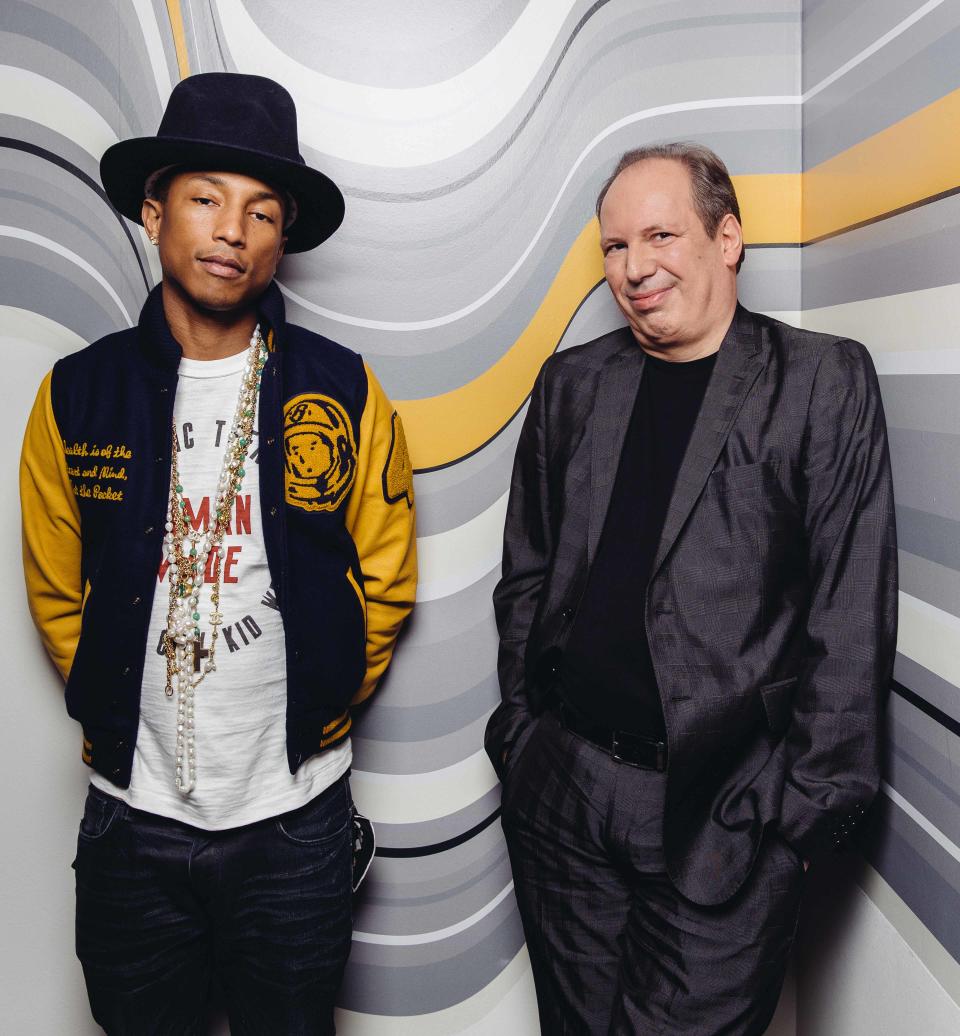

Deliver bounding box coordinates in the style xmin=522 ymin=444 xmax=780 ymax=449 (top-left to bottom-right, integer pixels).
xmin=162 ymin=325 xmax=268 ymax=795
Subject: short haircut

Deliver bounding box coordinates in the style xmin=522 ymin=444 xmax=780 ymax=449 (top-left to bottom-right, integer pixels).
xmin=595 ymin=142 xmax=745 ymax=272
xmin=145 ymin=166 xmax=179 ymax=205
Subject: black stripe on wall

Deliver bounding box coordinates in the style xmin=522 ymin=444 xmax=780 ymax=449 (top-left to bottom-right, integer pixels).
xmin=892 ymin=680 xmax=960 ymax=739
xmin=0 ymin=136 xmax=151 ymax=292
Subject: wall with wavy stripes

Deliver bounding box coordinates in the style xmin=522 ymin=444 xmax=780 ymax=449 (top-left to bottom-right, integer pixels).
xmin=0 ymin=1 xmax=956 ymax=1033
xmin=794 ymin=2 xmax=960 ymax=1034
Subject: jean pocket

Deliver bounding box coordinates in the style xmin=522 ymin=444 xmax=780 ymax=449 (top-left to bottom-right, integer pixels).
xmin=275 ymin=776 xmax=352 ymax=846
xmin=77 ymin=787 xmax=123 ymax=842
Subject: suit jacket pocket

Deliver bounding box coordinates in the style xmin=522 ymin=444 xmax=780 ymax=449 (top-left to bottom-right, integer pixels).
xmin=760 ymin=676 xmax=799 ymax=735
xmin=705 ymin=459 xmax=776 ymax=496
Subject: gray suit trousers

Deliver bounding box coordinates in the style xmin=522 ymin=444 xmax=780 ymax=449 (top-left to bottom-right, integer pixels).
xmin=502 ymin=712 xmax=804 ymax=1035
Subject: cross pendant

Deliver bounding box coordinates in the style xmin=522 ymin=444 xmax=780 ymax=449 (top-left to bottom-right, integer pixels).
xmin=192 ymin=635 xmax=210 ymax=674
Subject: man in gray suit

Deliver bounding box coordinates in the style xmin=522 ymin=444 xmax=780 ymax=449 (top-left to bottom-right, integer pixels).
xmin=486 ymin=143 xmax=898 ymax=1034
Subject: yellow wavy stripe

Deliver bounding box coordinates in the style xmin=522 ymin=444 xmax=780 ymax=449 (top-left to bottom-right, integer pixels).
xmin=803 ymin=87 xmax=960 ymax=242
xmin=395 ymin=174 xmax=800 ymax=471
xmin=397 ymin=88 xmax=959 ymax=470
xmin=164 ymin=0 xmax=191 ymax=80
xmin=397 ymin=220 xmax=601 ymax=471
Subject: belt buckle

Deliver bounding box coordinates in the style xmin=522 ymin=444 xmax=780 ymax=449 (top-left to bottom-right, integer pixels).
xmin=612 ymin=731 xmax=668 ymax=771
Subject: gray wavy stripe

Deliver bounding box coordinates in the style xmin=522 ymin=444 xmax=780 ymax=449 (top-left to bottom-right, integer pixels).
xmin=405 ymin=283 xmax=623 ymax=537
xmin=401 ymin=570 xmax=500 ymax=653
xmin=358 ymin=837 xmax=510 ymax=927
xmin=303 ymin=97 xmax=799 ymax=206
xmin=896 ymin=506 xmax=960 ymax=574
xmin=0 ymin=111 xmax=108 ymax=192
xmin=802 ymin=192 xmax=960 ymax=309
xmin=356 ymin=671 xmax=498 ymax=743
xmin=0 ymin=255 xmax=126 ymax=343
xmin=203 ymin=0 xmax=797 ymax=194
xmin=865 ymin=791 xmax=960 ymax=968
xmin=882 ymin=376 xmax=960 ymax=437
xmin=888 ymin=696 xmax=960 ymax=843
xmin=360 ymin=835 xmax=509 ymax=918
xmin=1 ymin=149 xmax=150 ymax=308
xmin=384 ymin=599 xmax=496 ymax=695
xmin=802 ymin=0 xmax=917 ymax=90
xmin=282 ymin=121 xmax=799 ymax=377
xmin=888 ymin=428 xmax=960 ymax=520
xmin=339 ymin=10 xmax=799 ymax=202
xmin=341 ymin=901 xmax=524 ymax=1014
xmin=803 ymin=10 xmax=960 ymax=167
xmin=3 ymin=0 xmax=167 ymax=139
xmin=894 ymin=653 xmax=960 ymax=728
xmin=412 ymin=429 xmax=519 ymax=535
xmin=899 ymin=550 xmax=960 ymax=623
xmin=369 ymin=785 xmax=503 ymax=850
xmin=353 ymin=711 xmax=492 ymax=772
xmin=239 ymin=0 xmax=528 ymax=87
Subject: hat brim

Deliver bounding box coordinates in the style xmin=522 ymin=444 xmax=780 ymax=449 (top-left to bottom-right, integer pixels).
xmin=100 ymin=137 xmax=344 ymax=253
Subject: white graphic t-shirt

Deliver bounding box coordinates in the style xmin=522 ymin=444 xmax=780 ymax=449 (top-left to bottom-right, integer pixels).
xmin=91 ymin=350 xmax=351 ymax=828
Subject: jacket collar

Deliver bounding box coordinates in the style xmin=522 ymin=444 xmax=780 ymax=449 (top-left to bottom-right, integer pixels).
xmin=650 ymin=303 xmax=764 ymax=578
xmin=137 ymin=279 xmax=288 ymax=371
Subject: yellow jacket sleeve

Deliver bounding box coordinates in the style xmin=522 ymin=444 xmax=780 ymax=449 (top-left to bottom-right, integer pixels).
xmin=20 ymin=371 xmax=83 ymax=680
xmin=345 ymin=363 xmax=417 ymax=703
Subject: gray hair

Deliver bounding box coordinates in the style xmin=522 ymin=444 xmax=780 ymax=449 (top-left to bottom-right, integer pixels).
xmin=596 ymin=142 xmax=745 ymax=272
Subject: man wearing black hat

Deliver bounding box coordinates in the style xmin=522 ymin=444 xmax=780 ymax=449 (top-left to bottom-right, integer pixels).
xmin=20 ymin=73 xmax=417 ymax=1033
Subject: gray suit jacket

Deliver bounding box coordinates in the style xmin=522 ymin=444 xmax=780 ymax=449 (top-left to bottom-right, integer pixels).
xmin=486 ymin=304 xmax=898 ymax=906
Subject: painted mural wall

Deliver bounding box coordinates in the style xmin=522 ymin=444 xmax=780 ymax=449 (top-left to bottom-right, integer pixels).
xmin=0 ymin=2 xmax=801 ymax=1031
xmin=795 ymin=1 xmax=960 ymax=1033
xmin=1 ymin=1 xmax=956 ymax=1033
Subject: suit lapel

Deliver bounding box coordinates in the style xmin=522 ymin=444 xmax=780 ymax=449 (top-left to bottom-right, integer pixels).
xmin=650 ymin=305 xmax=766 ymax=577
xmin=587 ymin=332 xmax=645 ymax=564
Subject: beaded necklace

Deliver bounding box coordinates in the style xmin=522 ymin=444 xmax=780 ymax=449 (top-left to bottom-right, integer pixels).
xmin=162 ymin=324 xmax=268 ymax=795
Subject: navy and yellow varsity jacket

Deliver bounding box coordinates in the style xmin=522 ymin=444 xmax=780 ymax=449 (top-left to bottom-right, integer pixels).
xmin=20 ymin=282 xmax=417 ymax=788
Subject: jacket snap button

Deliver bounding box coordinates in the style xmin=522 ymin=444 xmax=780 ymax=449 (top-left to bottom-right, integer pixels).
xmin=270 ymin=506 xmax=278 ymax=517
xmin=144 ymin=526 xmax=154 ymax=535
xmin=122 ymin=666 xmax=131 ymax=677
xmin=561 ymin=607 xmax=573 ymax=620
xmin=132 ymin=595 xmax=141 ymax=605
xmin=266 ymin=437 xmax=275 ymax=446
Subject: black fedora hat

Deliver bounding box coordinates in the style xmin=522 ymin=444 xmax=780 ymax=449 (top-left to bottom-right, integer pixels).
xmin=100 ymin=72 xmax=344 ymax=253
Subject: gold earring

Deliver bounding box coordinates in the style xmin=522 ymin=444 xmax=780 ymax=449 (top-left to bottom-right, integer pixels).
xmin=149 ymin=235 xmax=159 ymax=246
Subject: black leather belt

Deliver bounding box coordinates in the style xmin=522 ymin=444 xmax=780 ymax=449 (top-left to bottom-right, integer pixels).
xmin=559 ymin=702 xmax=668 ymax=771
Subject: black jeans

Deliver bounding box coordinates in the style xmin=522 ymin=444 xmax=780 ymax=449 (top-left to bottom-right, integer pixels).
xmin=73 ymin=776 xmax=353 ymax=1035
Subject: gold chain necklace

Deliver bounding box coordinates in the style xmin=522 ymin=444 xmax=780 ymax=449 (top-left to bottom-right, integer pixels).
xmin=162 ymin=325 xmax=268 ymax=794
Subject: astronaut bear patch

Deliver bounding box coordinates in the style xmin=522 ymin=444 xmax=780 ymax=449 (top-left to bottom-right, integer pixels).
xmin=283 ymin=393 xmax=357 ymax=512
